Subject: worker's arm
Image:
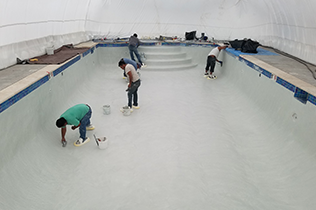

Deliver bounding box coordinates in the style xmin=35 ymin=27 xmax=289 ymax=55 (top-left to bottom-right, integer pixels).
xmin=61 ymin=126 xmax=67 ymax=141
xmin=71 ymin=123 xmax=81 ymax=130
xmin=127 ymin=71 xmax=133 ymax=88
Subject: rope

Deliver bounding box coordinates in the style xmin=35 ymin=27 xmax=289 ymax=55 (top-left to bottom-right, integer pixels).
xmin=261 ymin=45 xmax=316 ymax=80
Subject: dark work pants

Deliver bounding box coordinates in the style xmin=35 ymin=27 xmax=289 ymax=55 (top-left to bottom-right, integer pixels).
xmin=205 ymin=56 xmax=216 ymax=73
xmin=127 ymin=79 xmax=141 ymax=108
xmin=79 ymin=105 xmax=92 ymax=139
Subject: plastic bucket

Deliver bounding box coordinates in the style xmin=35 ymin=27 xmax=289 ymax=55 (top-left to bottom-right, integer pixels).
xmin=46 ymin=47 xmax=54 ymax=55
xmin=98 ymin=137 xmax=108 ymax=150
xmin=103 ymin=105 xmax=111 ymax=115
xmin=122 ymin=106 xmax=131 ymax=116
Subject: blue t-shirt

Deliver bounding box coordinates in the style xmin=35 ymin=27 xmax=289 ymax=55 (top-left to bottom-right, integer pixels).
xmin=123 ymin=58 xmax=138 ymax=71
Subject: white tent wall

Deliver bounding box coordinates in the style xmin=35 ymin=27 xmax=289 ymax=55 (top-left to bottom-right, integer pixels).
xmin=0 ymin=0 xmax=90 ymax=69
xmin=1 ymin=0 xmax=316 ymax=69
xmin=261 ymin=0 xmax=316 ymax=65
xmin=0 ymin=33 xmax=88 ymax=69
xmin=85 ymin=0 xmax=316 ymax=65
xmin=84 ymin=0 xmax=211 ymax=39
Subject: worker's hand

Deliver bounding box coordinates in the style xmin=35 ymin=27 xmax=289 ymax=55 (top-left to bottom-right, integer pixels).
xmin=126 ymin=83 xmax=130 ymax=91
xmin=219 ymin=61 xmax=223 ymax=66
xmin=61 ymin=139 xmax=67 ymax=147
xmin=71 ymin=125 xmax=77 ymax=130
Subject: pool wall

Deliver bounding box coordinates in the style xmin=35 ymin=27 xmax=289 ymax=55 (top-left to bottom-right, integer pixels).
xmin=1 ymin=43 xmax=316 ymax=169
xmin=0 ymin=48 xmax=100 ymax=168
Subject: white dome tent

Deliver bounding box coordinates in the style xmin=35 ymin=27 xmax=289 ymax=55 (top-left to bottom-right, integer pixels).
xmin=0 ymin=0 xmax=316 ymax=69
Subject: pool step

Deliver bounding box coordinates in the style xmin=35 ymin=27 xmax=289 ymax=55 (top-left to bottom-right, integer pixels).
xmin=139 ymin=46 xmax=197 ymax=71
xmin=145 ymin=63 xmax=198 ymax=71
xmin=139 ymin=46 xmax=181 ymax=53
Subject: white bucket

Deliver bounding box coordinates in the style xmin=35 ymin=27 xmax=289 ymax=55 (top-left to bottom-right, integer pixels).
xmin=103 ymin=105 xmax=111 ymax=115
xmin=46 ymin=47 xmax=54 ymax=55
xmin=122 ymin=106 xmax=131 ymax=116
xmin=97 ymin=137 xmax=108 ymax=150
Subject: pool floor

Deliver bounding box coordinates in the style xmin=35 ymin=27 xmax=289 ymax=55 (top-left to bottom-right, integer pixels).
xmin=1 ymin=45 xmax=316 ymax=210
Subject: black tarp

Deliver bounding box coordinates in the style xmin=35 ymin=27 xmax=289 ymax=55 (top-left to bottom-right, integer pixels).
xmin=229 ymin=39 xmax=261 ymax=53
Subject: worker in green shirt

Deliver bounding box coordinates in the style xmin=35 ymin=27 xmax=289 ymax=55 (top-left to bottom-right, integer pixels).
xmin=56 ymin=104 xmax=94 ymax=147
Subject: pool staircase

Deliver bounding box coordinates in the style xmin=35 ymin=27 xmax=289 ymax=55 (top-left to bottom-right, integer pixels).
xmin=139 ymin=46 xmax=197 ymax=70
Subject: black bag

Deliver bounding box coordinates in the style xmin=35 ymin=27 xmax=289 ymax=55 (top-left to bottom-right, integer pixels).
xmin=229 ymin=39 xmax=246 ymax=51
xmin=185 ymin=31 xmax=197 ymax=40
xmin=241 ymin=39 xmax=260 ymax=53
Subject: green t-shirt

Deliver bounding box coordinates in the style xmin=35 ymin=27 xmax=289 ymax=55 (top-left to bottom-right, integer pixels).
xmin=60 ymin=104 xmax=89 ymax=126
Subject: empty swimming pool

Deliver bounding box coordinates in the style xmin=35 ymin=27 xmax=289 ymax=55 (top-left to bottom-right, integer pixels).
xmin=1 ymin=44 xmax=316 ymax=210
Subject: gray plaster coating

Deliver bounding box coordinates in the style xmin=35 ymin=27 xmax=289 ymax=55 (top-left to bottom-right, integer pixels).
xmin=0 ymin=64 xmax=47 ymax=90
xmin=1 ymin=45 xmax=316 ymax=209
xmin=253 ymin=47 xmax=316 ymax=87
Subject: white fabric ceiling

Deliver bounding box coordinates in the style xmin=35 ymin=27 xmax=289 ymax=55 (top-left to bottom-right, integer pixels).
xmin=0 ymin=0 xmax=315 ymax=69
